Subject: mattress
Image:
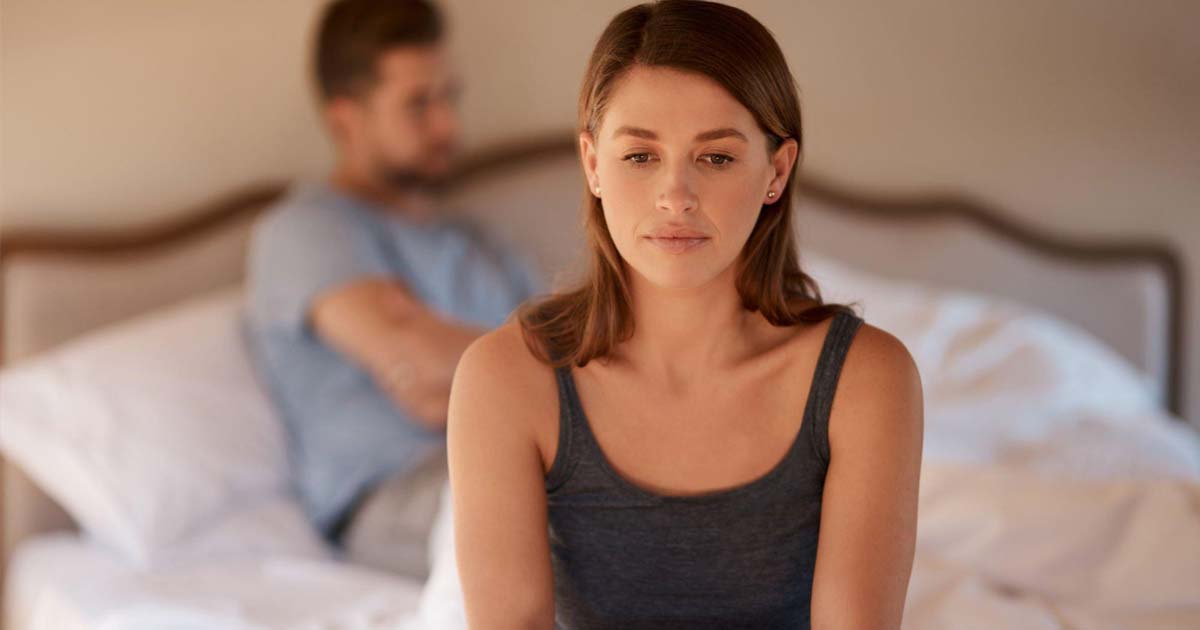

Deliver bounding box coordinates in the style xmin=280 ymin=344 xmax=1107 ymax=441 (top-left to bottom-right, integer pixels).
xmin=5 ymin=533 xmax=425 ymax=630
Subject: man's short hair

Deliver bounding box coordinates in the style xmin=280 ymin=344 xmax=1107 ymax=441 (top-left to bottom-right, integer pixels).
xmin=314 ymin=0 xmax=444 ymax=102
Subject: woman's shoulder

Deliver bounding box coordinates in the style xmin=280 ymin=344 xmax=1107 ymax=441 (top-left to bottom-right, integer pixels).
xmin=842 ymin=321 xmax=918 ymax=384
xmin=451 ymin=320 xmax=562 ymax=474
xmin=458 ymin=319 xmax=559 ymax=391
xmin=828 ymin=320 xmax=924 ymax=455
xmin=451 ymin=319 xmax=560 ymax=433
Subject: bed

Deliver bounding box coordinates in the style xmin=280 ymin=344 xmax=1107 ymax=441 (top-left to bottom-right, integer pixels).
xmin=2 ymin=134 xmax=1197 ymax=629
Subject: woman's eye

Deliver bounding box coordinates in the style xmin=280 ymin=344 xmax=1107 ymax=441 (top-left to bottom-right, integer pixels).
xmin=623 ymin=153 xmax=651 ymax=164
xmin=703 ymin=154 xmax=735 ymax=167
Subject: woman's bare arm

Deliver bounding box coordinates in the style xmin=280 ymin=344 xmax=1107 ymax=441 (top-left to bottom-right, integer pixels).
xmin=811 ymin=324 xmax=924 ymax=630
xmin=447 ymin=322 xmax=558 ymax=630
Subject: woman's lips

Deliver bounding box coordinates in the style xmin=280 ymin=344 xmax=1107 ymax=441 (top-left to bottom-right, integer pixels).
xmin=643 ymin=235 xmax=710 ymax=253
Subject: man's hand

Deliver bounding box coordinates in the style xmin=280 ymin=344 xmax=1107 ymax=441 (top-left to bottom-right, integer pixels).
xmin=375 ymin=287 xmax=487 ymax=430
xmin=310 ymin=277 xmax=487 ymax=431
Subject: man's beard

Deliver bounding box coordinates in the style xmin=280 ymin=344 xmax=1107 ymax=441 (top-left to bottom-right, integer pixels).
xmin=374 ymin=147 xmax=456 ymax=196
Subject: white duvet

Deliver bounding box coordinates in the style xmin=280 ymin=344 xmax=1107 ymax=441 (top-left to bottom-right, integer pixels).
xmin=909 ymin=462 xmax=1200 ymax=629
xmin=12 ymin=459 xmax=1199 ymax=630
xmin=7 ymin=535 xmax=424 ymax=630
xmin=7 ymin=254 xmax=1200 ymax=629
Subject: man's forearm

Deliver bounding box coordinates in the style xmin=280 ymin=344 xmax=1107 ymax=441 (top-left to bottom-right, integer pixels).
xmin=373 ymin=321 xmax=487 ymax=430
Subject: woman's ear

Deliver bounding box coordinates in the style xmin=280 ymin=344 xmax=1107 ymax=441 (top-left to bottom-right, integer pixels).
xmin=579 ymin=131 xmax=601 ymax=197
xmin=764 ymin=137 xmax=800 ymax=205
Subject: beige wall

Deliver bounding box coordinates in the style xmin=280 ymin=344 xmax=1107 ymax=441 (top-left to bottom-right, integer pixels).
xmin=2 ymin=0 xmax=1198 ymax=419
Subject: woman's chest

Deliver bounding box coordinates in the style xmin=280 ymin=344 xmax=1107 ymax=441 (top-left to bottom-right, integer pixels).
xmin=567 ymin=364 xmax=815 ymax=497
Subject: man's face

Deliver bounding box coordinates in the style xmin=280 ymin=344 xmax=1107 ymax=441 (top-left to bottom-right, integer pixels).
xmin=332 ymin=45 xmax=462 ymax=192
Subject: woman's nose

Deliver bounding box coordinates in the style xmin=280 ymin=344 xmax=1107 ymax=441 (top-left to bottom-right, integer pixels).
xmin=655 ymin=163 xmax=698 ymax=214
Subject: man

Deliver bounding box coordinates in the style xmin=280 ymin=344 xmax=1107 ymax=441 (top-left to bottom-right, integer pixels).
xmin=242 ymin=0 xmax=541 ymax=576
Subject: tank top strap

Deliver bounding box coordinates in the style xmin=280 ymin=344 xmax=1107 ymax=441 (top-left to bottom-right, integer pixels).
xmin=805 ymin=309 xmax=864 ymax=468
xmin=546 ymin=363 xmax=585 ymax=492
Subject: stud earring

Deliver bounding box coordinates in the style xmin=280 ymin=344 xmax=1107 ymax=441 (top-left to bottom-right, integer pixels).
xmin=595 ymin=186 xmax=602 ymax=195
xmin=767 ymin=191 xmax=776 ymax=198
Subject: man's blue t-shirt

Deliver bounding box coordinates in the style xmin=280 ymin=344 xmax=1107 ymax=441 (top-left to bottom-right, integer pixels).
xmin=242 ymin=181 xmax=542 ymax=539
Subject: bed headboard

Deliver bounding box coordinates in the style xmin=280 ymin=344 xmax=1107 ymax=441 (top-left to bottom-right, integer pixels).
xmin=0 ymin=134 xmax=1185 ymax=616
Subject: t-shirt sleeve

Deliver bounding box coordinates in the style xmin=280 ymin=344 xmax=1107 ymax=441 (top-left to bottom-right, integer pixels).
xmin=244 ymin=201 xmax=391 ymax=337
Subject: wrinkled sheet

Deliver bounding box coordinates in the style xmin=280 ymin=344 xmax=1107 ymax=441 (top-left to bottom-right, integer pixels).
xmin=7 ymin=536 xmax=422 ymax=630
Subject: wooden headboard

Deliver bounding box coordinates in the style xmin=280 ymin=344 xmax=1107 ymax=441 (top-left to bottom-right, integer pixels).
xmin=0 ymin=134 xmax=1185 ymax=622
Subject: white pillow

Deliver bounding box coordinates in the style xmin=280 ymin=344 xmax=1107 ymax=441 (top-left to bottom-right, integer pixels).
xmin=803 ymin=251 xmax=1198 ymax=477
xmin=0 ymin=287 xmax=303 ymax=565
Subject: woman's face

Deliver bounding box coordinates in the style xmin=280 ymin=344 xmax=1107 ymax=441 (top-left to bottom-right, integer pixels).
xmin=581 ymin=65 xmax=798 ymax=291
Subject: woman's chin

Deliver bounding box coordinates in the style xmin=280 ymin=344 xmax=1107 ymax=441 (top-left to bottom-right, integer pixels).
xmin=631 ymin=264 xmax=724 ymax=292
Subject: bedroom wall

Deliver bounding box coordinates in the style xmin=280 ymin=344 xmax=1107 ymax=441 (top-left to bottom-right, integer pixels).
xmin=2 ymin=0 xmax=1198 ymax=423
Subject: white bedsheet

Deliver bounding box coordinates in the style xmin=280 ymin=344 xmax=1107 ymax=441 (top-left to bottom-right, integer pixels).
xmin=10 ymin=460 xmax=1200 ymax=630
xmin=907 ymin=461 xmax=1200 ymax=629
xmin=5 ymin=534 xmax=424 ymax=630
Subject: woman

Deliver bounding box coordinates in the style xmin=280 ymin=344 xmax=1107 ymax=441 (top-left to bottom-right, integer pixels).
xmin=447 ymin=1 xmax=923 ymax=628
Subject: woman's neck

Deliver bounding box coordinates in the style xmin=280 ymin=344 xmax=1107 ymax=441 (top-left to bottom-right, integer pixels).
xmin=615 ymin=263 xmax=758 ymax=386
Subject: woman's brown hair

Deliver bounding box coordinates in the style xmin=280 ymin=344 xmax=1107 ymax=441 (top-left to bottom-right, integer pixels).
xmin=518 ymin=0 xmax=856 ymax=367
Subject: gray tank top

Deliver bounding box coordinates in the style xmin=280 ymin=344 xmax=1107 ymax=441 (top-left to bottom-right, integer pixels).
xmin=544 ymin=309 xmax=864 ymax=629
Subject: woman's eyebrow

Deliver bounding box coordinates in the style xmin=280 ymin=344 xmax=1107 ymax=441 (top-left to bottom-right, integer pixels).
xmin=612 ymin=125 xmax=658 ymax=140
xmin=694 ymin=127 xmax=748 ymax=143
xmin=611 ymin=126 xmax=749 ymax=143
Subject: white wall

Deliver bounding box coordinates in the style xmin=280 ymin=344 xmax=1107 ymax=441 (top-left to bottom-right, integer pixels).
xmin=2 ymin=0 xmax=1197 ymax=420
xmin=0 ymin=0 xmax=331 ymax=230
